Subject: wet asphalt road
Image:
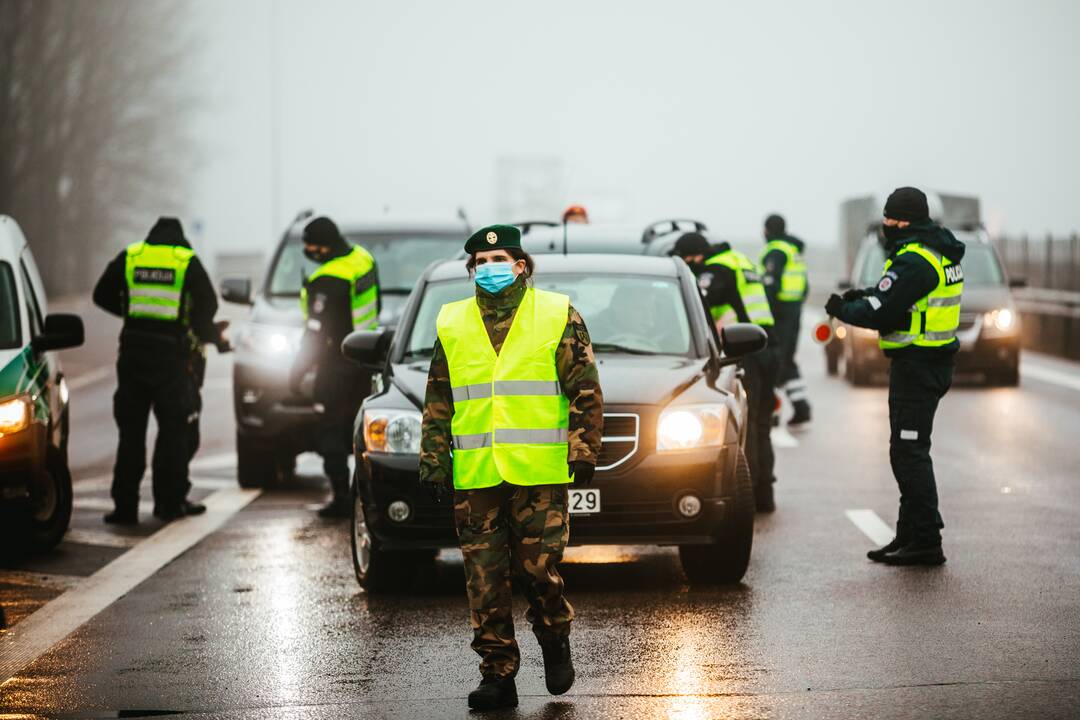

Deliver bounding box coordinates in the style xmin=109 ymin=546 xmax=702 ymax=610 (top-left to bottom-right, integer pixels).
xmin=2 ymin=307 xmax=1079 ymax=719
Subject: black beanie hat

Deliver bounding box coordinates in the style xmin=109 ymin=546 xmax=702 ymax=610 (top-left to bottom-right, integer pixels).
xmin=302 ymin=216 xmax=345 ymax=248
xmin=672 ymin=231 xmax=710 ymax=258
xmin=884 ymin=187 xmax=929 ymax=222
xmin=147 ymin=217 xmax=187 ymax=246
xmin=764 ymin=214 xmax=786 ymax=238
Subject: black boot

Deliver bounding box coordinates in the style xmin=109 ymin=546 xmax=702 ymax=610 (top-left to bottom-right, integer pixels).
xmin=317 ymin=496 xmax=351 ymax=519
xmin=867 ymin=536 xmax=906 ymax=562
xmin=539 ymin=635 xmax=575 ymax=695
xmin=154 ymin=500 xmax=206 ymax=522
xmin=754 ymin=481 xmax=775 ymax=513
xmin=467 ymin=676 xmax=518 ymax=710
xmin=788 ymin=401 xmax=811 ymax=427
xmin=883 ymin=540 xmax=946 ymax=566
xmin=104 ymin=508 xmax=138 ymax=525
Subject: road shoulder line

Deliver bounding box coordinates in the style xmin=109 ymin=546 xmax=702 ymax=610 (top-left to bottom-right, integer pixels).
xmin=845 ymin=509 xmax=894 ymax=545
xmin=0 ymin=486 xmax=260 ymax=686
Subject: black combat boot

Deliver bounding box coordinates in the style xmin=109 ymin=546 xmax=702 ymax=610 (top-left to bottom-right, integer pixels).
xmin=883 ymin=540 xmax=946 ymax=566
xmin=789 ymin=401 xmax=811 ymax=427
xmin=755 ymin=481 xmax=775 ymax=513
xmin=467 ymin=676 xmax=518 ymax=710
xmin=153 ymin=500 xmax=206 ymax=522
xmin=867 ymin=536 xmax=906 ymax=562
xmin=539 ymin=635 xmax=575 ymax=695
xmin=104 ymin=508 xmax=138 ymax=525
xmin=317 ymin=496 xmax=351 ymax=519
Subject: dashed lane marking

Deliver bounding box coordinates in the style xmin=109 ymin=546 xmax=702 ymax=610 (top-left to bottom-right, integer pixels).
xmin=65 ymin=366 xmax=112 ymax=391
xmin=845 ymin=509 xmax=894 ymax=546
xmin=72 ymin=497 xmax=154 ymax=514
xmin=189 ymin=451 xmax=238 ymax=472
xmin=63 ymin=529 xmax=142 ymax=549
xmin=75 ymin=473 xmax=237 ymax=492
xmin=0 ymin=486 xmax=260 ymax=686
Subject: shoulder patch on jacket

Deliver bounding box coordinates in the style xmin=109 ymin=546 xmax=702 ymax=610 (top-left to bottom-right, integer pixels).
xmin=575 ymin=324 xmax=591 ymax=345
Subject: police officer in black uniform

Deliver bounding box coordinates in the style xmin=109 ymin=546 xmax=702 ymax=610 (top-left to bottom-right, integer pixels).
xmin=673 ymin=232 xmax=780 ymax=512
xmin=184 ymin=318 xmax=231 ymax=490
xmin=289 ymin=217 xmax=380 ymax=518
xmin=825 ymin=187 xmax=965 ymax=565
xmin=93 ymin=217 xmax=225 ymax=523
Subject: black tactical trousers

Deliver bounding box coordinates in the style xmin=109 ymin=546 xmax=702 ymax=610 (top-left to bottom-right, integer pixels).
xmin=316 ymin=419 xmax=351 ymax=501
xmin=743 ymin=346 xmax=779 ymax=490
xmin=773 ymin=304 xmax=809 ymax=408
xmin=888 ymin=356 xmax=953 ymax=544
xmin=112 ymin=351 xmax=196 ymax=513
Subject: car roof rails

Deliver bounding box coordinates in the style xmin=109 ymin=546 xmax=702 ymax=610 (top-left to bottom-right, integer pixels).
xmin=641 ymin=219 xmax=708 ymax=244
xmin=515 ymin=220 xmax=560 ymax=235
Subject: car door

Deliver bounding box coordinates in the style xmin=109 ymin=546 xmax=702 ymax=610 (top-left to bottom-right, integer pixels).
xmin=18 ymin=253 xmax=59 ymax=445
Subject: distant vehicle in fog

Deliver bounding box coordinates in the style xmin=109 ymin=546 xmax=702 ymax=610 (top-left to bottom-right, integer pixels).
xmin=219 ymin=218 xmax=465 ymax=488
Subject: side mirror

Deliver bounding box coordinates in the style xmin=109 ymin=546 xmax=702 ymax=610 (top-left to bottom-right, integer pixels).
xmin=716 ymin=323 xmax=768 ymax=368
xmin=837 ymin=280 xmax=853 ymax=290
xmin=342 ymin=328 xmax=395 ymax=371
xmin=1009 ymin=277 xmax=1027 ymax=289
xmin=32 ymin=314 xmax=85 ymax=353
xmin=221 ymin=276 xmax=252 ymax=305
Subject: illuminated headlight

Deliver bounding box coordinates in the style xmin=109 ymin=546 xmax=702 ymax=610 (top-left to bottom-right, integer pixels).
xmin=239 ymin=323 xmax=302 ymax=357
xmin=0 ymin=396 xmax=31 ymax=436
xmin=657 ymin=404 xmax=728 ymax=452
xmin=364 ymin=409 xmax=422 ymax=454
xmin=983 ymin=308 xmax=1018 ymax=337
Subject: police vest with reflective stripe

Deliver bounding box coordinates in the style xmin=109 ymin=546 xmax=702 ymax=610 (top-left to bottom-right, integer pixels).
xmin=300 ymin=246 xmax=379 ymax=329
xmin=124 ymin=242 xmax=193 ymax=324
xmin=436 ymin=288 xmax=571 ymax=490
xmin=704 ymin=250 xmax=775 ymax=327
xmin=760 ymin=239 xmax=807 ymax=303
xmin=879 ymin=243 xmax=964 ymax=350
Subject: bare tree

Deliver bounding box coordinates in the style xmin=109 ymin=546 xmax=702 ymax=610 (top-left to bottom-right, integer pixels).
xmin=0 ymin=0 xmax=201 ymax=294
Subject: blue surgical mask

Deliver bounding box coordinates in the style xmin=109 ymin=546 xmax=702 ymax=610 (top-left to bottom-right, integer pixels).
xmin=474 ymin=262 xmax=518 ymax=293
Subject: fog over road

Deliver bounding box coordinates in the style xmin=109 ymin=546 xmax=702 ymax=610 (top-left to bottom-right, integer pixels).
xmin=1 ymin=310 xmax=1078 ymax=719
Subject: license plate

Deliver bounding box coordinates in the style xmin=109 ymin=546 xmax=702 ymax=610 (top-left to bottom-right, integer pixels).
xmin=568 ymin=488 xmax=600 ymax=515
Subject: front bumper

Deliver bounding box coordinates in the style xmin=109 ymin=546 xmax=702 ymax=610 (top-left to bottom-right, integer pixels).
xmin=232 ymin=358 xmax=320 ymax=448
xmin=845 ymin=327 xmax=1020 ymax=376
xmin=0 ymin=424 xmax=46 ymax=502
xmin=354 ymin=444 xmax=739 ymax=550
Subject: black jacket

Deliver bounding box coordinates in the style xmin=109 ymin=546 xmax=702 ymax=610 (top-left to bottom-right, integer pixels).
xmin=93 ymin=222 xmax=219 ymax=355
xmin=835 ymin=221 xmax=966 ymax=360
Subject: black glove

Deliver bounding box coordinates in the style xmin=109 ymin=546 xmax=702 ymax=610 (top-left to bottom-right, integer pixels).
xmin=422 ymin=479 xmax=454 ymax=505
xmin=825 ymin=294 xmax=845 ymax=318
xmin=841 ymin=288 xmax=867 ymax=302
xmin=569 ymin=461 xmax=595 ymax=486
xmin=213 ymin=320 xmax=233 ymax=353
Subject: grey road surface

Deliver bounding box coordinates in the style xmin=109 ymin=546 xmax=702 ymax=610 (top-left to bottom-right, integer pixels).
xmin=1 ymin=310 xmax=1078 ymax=719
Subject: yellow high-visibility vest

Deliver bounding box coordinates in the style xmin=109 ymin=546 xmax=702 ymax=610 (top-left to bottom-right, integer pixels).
xmin=704 ymin=249 xmax=775 ymax=327
xmin=300 ymin=246 xmax=379 ymax=329
xmin=879 ymin=243 xmax=964 ymax=350
xmin=436 ymin=288 xmax=570 ymax=490
xmin=760 ymin=239 xmax=807 ymax=303
xmin=124 ymin=242 xmax=193 ymax=323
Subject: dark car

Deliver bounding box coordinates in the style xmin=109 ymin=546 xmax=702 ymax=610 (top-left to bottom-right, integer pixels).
xmin=825 ymin=230 xmax=1023 ymax=385
xmin=220 ymin=220 xmax=466 ymax=487
xmin=343 ymin=253 xmax=768 ymax=592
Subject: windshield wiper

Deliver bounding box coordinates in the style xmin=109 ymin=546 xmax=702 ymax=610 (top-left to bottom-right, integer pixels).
xmin=591 ymin=342 xmax=659 ymax=356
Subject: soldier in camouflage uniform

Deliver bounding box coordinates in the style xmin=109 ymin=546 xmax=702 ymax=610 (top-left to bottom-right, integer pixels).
xmin=420 ymin=224 xmax=603 ymax=711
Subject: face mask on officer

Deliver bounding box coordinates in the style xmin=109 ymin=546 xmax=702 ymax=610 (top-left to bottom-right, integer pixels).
xmin=473 ymin=252 xmax=525 ymax=294
xmin=304 ymin=243 xmax=331 ymax=263
xmin=680 ymin=254 xmax=706 ymax=275
xmin=880 ymin=219 xmax=911 ymax=245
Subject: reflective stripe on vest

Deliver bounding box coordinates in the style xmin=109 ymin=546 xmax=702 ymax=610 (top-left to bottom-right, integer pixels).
xmin=879 ymin=243 xmax=964 ymax=350
xmin=704 ymin=249 xmax=775 ymax=327
xmin=436 ymin=288 xmax=571 ymax=490
xmin=300 ymin=246 xmax=379 ymax=330
xmin=760 ymin=239 xmax=807 ymax=303
xmin=124 ymin=242 xmax=193 ymax=323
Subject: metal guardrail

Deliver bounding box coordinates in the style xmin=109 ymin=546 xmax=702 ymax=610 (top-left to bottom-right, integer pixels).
xmin=1013 ymin=288 xmax=1080 ymax=319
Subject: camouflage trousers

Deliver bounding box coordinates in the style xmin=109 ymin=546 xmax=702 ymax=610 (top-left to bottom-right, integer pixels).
xmin=453 ymin=482 xmax=573 ymax=679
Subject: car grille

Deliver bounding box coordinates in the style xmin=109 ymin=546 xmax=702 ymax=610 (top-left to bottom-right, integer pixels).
xmin=597 ymin=413 xmax=639 ymax=471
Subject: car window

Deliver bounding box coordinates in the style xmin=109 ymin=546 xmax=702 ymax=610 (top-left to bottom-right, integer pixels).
xmin=857 ymin=241 xmax=1003 ymax=288
xmin=19 ymin=248 xmax=49 ymax=316
xmin=267 ymin=232 xmax=462 ymax=296
xmin=0 ymin=262 xmax=22 ymax=349
xmin=19 ymin=260 xmax=44 ymax=337
xmin=405 ymin=274 xmax=693 ymax=358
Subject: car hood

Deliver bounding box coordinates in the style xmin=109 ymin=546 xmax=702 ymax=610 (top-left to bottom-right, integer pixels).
xmin=250 ymin=293 xmax=408 ymax=328
xmin=390 ymin=354 xmax=707 ymax=410
xmin=961 ymin=285 xmax=1013 ymax=312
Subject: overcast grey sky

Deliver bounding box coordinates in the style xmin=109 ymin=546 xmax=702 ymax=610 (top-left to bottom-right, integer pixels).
xmin=186 ymin=0 xmax=1080 ymax=257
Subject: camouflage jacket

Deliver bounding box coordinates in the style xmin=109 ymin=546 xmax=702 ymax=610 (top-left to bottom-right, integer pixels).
xmin=419 ymin=276 xmax=604 ymax=487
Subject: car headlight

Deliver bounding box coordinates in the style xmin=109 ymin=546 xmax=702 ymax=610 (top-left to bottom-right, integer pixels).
xmin=657 ymin=403 xmax=728 ymax=452
xmin=239 ymin=323 xmax=302 ymax=358
xmin=0 ymin=396 xmax=31 ymax=436
xmin=983 ymin=308 xmax=1018 ymax=337
xmin=364 ymin=409 xmax=422 ymax=454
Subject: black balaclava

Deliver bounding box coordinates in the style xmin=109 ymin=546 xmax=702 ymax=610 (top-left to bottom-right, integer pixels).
xmin=147 ymin=217 xmax=189 ymax=247
xmin=882 ymin=187 xmax=930 ymax=247
xmin=764 ymin=214 xmax=786 ymax=241
xmin=302 ymin=216 xmax=349 ymax=262
xmin=672 ymin=231 xmax=711 ymax=274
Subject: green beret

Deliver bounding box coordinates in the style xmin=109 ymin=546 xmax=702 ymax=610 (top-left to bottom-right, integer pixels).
xmin=464 ymin=224 xmax=521 ymax=254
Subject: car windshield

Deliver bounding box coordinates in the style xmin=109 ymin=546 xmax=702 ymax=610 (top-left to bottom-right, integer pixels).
xmin=0 ymin=262 xmax=21 ymax=349
xmin=858 ymin=241 xmax=1003 ymax=288
xmin=267 ymin=231 xmax=462 ymax=296
xmin=404 ymin=274 xmax=693 ymax=359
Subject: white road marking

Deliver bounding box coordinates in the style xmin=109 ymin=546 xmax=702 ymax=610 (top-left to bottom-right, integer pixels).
xmin=771 ymin=426 xmax=800 ymax=448
xmin=63 ymin=529 xmax=142 ymax=549
xmin=0 ymin=571 xmax=82 ymax=591
xmin=189 ymin=451 xmax=238 ymax=472
xmin=0 ymin=486 xmax=260 ymax=686
xmin=72 ymin=497 xmax=154 ymax=513
xmin=845 ymin=509 xmax=895 ymax=546
xmin=65 ymin=366 xmax=112 ymax=391
xmin=75 ymin=473 xmax=235 ymax=492
xmin=1021 ymin=361 xmax=1080 ymax=393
